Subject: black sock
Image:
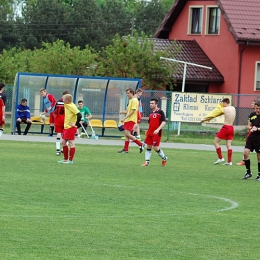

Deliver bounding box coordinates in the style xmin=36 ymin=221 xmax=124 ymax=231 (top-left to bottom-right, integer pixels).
xmin=244 ymin=159 xmax=251 ymax=173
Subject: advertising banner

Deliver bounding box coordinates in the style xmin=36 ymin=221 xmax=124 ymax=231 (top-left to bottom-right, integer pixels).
xmin=171 ymin=92 xmax=232 ymax=123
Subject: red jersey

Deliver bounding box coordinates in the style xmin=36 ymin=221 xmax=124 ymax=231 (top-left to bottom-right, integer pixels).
xmin=54 ymin=98 xmax=65 ymax=123
xmin=0 ymin=98 xmax=5 ymax=125
xmin=146 ymin=108 xmax=166 ymax=137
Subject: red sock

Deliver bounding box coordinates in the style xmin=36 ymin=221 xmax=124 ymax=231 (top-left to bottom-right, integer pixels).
xmin=69 ymin=147 xmax=76 ymax=161
xmin=216 ymin=147 xmax=222 ymax=159
xmin=124 ymin=141 xmax=130 ymax=151
xmin=63 ymin=145 xmax=69 ymax=160
xmin=134 ymin=139 xmax=142 ymax=146
xmin=228 ymin=149 xmax=232 ymax=163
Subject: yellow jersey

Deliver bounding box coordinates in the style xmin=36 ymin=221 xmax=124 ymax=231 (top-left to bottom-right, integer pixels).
xmin=64 ymin=102 xmax=80 ymax=129
xmin=125 ymin=97 xmax=139 ymax=123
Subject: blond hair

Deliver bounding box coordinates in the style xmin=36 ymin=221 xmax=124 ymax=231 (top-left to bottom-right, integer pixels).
xmin=63 ymin=94 xmax=72 ymax=102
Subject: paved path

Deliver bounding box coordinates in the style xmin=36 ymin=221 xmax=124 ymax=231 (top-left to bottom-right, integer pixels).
xmin=0 ymin=134 xmax=244 ymax=152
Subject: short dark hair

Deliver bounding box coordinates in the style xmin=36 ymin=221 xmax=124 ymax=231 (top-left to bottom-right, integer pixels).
xmin=222 ymin=98 xmax=230 ymax=104
xmin=255 ymin=100 xmax=260 ymax=107
xmin=21 ymin=98 xmax=27 ymax=103
xmin=78 ymin=100 xmax=83 ymax=104
xmin=150 ymin=98 xmax=158 ymax=104
xmin=0 ymin=82 xmax=5 ymax=90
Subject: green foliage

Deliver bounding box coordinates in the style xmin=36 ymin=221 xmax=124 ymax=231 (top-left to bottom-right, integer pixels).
xmin=0 ymin=141 xmax=260 ymax=259
xmin=96 ymin=31 xmax=181 ymax=89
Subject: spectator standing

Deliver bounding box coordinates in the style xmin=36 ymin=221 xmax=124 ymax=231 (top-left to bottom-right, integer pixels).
xmin=39 ymin=88 xmax=57 ymax=137
xmin=16 ymin=98 xmax=32 ymax=135
xmin=76 ymin=100 xmax=92 ymax=137
xmin=141 ymin=98 xmax=168 ymax=167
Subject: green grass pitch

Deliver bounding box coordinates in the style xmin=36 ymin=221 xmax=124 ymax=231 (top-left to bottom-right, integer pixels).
xmin=0 ymin=140 xmax=259 ymax=259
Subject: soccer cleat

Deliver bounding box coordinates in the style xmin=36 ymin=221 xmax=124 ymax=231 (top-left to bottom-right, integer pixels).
xmin=222 ymin=162 xmax=232 ymax=166
xmin=139 ymin=143 xmax=145 ymax=153
xmin=162 ymin=157 xmax=168 ymax=166
xmin=56 ymin=151 xmax=61 ymax=156
xmin=242 ymin=172 xmax=252 ymax=180
xmin=236 ymin=161 xmax=245 ymax=166
xmin=213 ymin=158 xmax=225 ymax=165
xmin=57 ymin=159 xmax=66 ymax=163
xmin=63 ymin=160 xmax=73 ymax=164
xmin=255 ymin=175 xmax=260 ymax=181
xmin=118 ymin=149 xmax=128 ymax=153
xmin=47 ymin=134 xmax=53 ymax=137
xmin=141 ymin=162 xmax=149 ymax=166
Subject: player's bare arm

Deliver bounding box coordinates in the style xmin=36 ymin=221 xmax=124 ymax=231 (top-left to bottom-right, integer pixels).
xmin=153 ymin=121 xmax=166 ymax=135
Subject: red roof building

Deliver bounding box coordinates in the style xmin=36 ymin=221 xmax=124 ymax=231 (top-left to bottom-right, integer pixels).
xmin=154 ymin=0 xmax=260 ymax=94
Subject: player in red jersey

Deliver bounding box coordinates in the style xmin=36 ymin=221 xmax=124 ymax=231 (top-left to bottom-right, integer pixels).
xmin=54 ymin=90 xmax=70 ymax=155
xmin=0 ymin=97 xmax=5 ymax=137
xmin=141 ymin=98 xmax=168 ymax=167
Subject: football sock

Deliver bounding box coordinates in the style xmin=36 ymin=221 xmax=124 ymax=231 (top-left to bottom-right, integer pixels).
xmin=244 ymin=159 xmax=251 ymax=173
xmin=216 ymin=147 xmax=222 ymax=159
xmin=124 ymin=141 xmax=130 ymax=151
xmin=63 ymin=145 xmax=69 ymax=160
xmin=145 ymin=149 xmax=152 ymax=162
xmin=49 ymin=126 xmax=54 ymax=136
xmin=134 ymin=139 xmax=142 ymax=146
xmin=56 ymin=138 xmax=61 ymax=151
xmin=157 ymin=149 xmax=166 ymax=159
xmin=69 ymin=147 xmax=75 ymax=161
xmin=258 ymin=162 xmax=260 ymax=176
xmin=0 ymin=129 xmax=3 ymax=137
xmin=227 ymin=149 xmax=232 ymax=163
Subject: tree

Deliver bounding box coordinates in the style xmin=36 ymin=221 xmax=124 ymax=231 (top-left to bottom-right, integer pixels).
xmin=96 ymin=31 xmax=180 ymax=89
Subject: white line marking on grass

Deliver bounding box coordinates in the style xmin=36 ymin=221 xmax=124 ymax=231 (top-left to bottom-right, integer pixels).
xmin=188 ymin=193 xmax=239 ymax=212
xmin=1 ymin=192 xmax=239 ymax=219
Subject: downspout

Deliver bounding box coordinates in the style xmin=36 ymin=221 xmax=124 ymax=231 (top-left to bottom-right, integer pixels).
xmin=238 ymin=42 xmax=248 ymax=94
xmin=236 ymin=42 xmax=248 ymax=125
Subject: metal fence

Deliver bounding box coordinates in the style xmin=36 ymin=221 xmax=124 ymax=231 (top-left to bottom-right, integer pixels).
xmin=4 ymin=86 xmax=259 ymax=134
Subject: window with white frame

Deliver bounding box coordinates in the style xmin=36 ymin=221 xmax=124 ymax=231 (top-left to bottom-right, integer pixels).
xmin=256 ymin=63 xmax=260 ymax=90
xmin=189 ymin=7 xmax=203 ymax=34
xmin=206 ymin=7 xmax=220 ymax=34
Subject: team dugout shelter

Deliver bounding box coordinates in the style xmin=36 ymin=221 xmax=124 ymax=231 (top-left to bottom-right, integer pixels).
xmin=11 ymin=72 xmax=142 ymax=136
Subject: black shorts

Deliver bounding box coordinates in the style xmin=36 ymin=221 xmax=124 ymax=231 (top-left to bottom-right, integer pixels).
xmin=245 ymin=134 xmax=260 ymax=153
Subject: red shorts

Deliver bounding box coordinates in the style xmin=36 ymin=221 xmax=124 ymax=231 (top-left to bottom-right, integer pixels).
xmin=62 ymin=127 xmax=77 ymax=140
xmin=145 ymin=134 xmax=162 ymax=147
xmin=123 ymin=121 xmax=135 ymax=132
xmin=50 ymin=112 xmax=55 ymax=124
xmin=55 ymin=117 xmax=64 ymax=133
xmin=137 ymin=112 xmax=142 ymax=124
xmin=216 ymin=125 xmax=234 ymax=140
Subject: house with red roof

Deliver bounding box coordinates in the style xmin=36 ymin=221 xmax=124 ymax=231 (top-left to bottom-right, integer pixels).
xmin=154 ymin=0 xmax=260 ymax=94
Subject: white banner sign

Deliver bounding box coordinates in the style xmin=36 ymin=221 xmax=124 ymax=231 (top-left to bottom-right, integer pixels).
xmin=171 ymin=92 xmax=232 ymax=123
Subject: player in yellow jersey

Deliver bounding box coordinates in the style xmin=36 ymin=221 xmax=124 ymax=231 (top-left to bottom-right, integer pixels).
xmin=118 ymin=88 xmax=144 ymax=153
xmin=58 ymin=94 xmax=81 ymax=164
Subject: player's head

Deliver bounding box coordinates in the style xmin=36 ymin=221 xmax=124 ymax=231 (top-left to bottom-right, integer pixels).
xmin=0 ymin=82 xmax=5 ymax=92
xmin=135 ymin=88 xmax=143 ymax=98
xmin=63 ymin=90 xmax=70 ymax=95
xmin=63 ymin=94 xmax=72 ymax=103
xmin=39 ymin=88 xmax=47 ymax=97
xmin=78 ymin=100 xmax=84 ymax=108
xmin=222 ymin=98 xmax=230 ymax=106
xmin=126 ymin=88 xmax=135 ymax=98
xmin=254 ymin=100 xmax=260 ymax=115
xmin=150 ymin=98 xmax=158 ymax=109
xmin=21 ymin=98 xmax=27 ymax=105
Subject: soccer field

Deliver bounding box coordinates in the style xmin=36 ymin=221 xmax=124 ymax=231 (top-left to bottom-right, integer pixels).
xmin=0 ymin=140 xmax=259 ymax=259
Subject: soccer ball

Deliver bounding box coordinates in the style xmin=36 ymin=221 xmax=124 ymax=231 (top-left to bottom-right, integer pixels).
xmin=118 ymin=124 xmax=124 ymax=131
